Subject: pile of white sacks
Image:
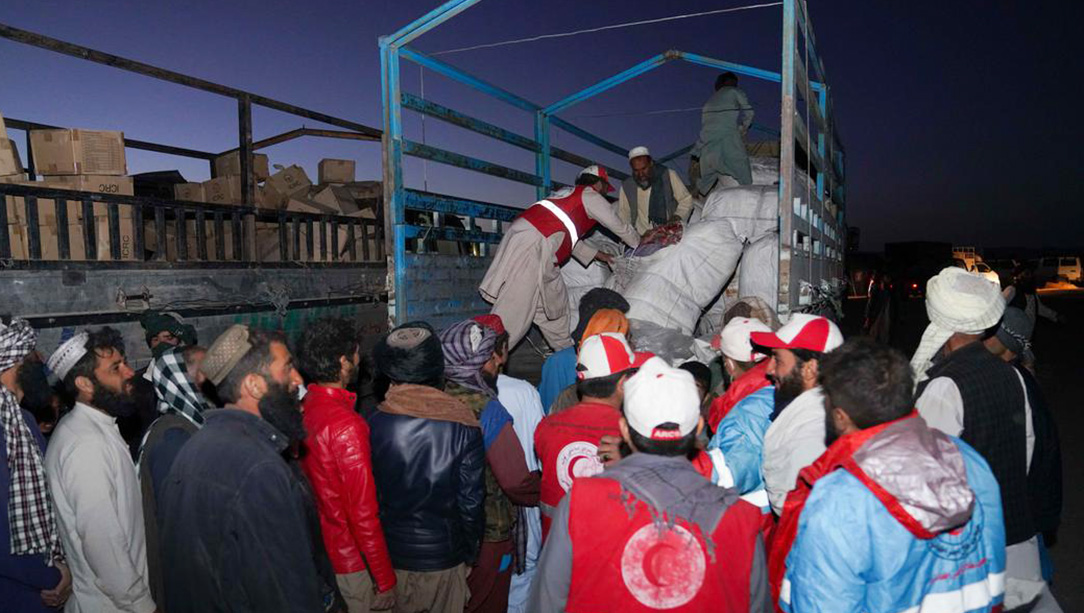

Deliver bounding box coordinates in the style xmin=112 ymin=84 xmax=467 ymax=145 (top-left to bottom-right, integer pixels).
xmin=560 ymin=156 xmax=790 ymax=363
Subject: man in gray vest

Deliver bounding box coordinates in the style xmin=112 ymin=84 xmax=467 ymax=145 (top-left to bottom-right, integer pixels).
xmin=616 ymin=146 xmax=694 ymax=236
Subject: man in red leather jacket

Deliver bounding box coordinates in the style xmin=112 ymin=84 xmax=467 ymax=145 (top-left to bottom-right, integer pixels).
xmin=298 ymin=318 xmax=396 ymax=612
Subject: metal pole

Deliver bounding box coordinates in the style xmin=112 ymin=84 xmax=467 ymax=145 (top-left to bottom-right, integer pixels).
xmin=380 ymin=42 xmax=406 ymax=325
xmin=534 ymin=111 xmax=551 ymax=200
xmin=778 ymin=0 xmax=797 ymax=318
xmin=238 ymin=94 xmax=254 ymax=207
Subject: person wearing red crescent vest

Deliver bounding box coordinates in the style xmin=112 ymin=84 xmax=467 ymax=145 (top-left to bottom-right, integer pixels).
xmin=533 ymin=333 xmax=649 ymax=541
xmin=479 ymin=165 xmax=641 ymax=353
xmin=529 ymin=357 xmax=770 ymax=613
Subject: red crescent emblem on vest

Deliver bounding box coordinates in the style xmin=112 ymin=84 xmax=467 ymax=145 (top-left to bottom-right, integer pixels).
xmin=620 ymin=523 xmax=706 ymax=609
xmin=556 ymin=441 xmax=603 ymax=492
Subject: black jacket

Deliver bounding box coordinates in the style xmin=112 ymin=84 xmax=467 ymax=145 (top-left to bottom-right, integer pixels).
xmin=157 ymin=409 xmax=337 ymax=613
xmin=368 ymin=408 xmax=486 ymax=571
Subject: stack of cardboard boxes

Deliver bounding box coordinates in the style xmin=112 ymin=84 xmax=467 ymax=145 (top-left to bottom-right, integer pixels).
xmin=2 ymin=111 xmax=135 ymax=260
xmin=255 ymin=158 xmax=382 ymax=263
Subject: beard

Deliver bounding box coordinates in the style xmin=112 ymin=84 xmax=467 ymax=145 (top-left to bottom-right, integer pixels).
xmin=92 ymin=377 xmax=138 ymax=418
xmin=481 ymin=369 xmax=499 ymax=394
xmin=344 ymin=362 xmax=361 ymax=393
xmin=772 ymin=368 xmax=806 ymax=414
xmin=635 ymin=178 xmax=651 ymax=190
xmin=258 ymin=381 xmax=306 ymax=444
xmin=824 ymin=407 xmax=842 ymax=447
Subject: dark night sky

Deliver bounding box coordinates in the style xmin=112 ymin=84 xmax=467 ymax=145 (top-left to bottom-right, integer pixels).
xmin=1 ymin=0 xmax=1081 ymax=250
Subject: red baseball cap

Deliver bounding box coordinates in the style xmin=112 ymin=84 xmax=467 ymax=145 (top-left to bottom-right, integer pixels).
xmin=578 ymin=164 xmax=615 ymax=193
xmin=577 ymin=332 xmax=652 ymax=380
xmin=749 ymin=313 xmax=843 ymax=354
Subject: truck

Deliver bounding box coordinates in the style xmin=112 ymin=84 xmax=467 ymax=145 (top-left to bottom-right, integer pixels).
xmin=1 ymin=0 xmax=846 ymax=374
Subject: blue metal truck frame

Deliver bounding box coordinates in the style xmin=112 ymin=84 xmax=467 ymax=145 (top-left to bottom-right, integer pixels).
xmin=380 ymin=0 xmax=845 ymax=328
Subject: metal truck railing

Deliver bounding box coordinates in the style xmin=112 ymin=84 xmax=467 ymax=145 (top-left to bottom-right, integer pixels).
xmin=0 ymin=182 xmax=383 ymax=267
xmin=380 ymin=0 xmax=846 ymax=324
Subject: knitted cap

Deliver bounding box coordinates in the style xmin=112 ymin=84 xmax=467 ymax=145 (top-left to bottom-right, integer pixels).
xmin=201 ymin=325 xmax=253 ymax=386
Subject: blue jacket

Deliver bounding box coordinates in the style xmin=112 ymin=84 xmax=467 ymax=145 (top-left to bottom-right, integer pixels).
xmin=537 ymin=346 xmax=576 ymax=414
xmin=1 ymin=409 xmax=61 ymax=613
xmin=781 ymin=432 xmax=1006 ymax=613
xmin=706 ymin=386 xmax=773 ymax=508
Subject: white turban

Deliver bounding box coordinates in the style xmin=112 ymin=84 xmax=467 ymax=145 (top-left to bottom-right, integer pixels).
xmin=910 ymin=267 xmax=1005 ymax=383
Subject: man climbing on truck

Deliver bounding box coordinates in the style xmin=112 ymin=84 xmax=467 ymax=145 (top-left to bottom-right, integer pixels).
xmin=479 ymin=165 xmax=640 ymax=352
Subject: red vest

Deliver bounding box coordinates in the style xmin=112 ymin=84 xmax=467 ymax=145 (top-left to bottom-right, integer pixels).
xmin=518 ymin=185 xmax=599 ymax=264
xmin=708 ymin=360 xmax=772 ymax=431
xmin=533 ymin=401 xmax=621 ymax=539
xmin=566 ymin=477 xmax=763 ymax=612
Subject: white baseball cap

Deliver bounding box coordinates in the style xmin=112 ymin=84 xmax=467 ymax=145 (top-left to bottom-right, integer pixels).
xmin=628 ymin=146 xmax=650 ymax=160
xmin=750 ymin=313 xmax=843 ymax=354
xmin=577 ymin=332 xmax=652 ymax=380
xmin=714 ymin=317 xmax=772 ymax=362
xmin=624 ymin=357 xmax=701 ymax=440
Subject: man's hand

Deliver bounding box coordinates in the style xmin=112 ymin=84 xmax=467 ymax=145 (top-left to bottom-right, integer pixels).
xmin=597 ymin=435 xmax=624 ymax=467
xmin=594 ymin=251 xmax=614 ymax=265
xmin=40 ymin=561 xmax=72 ymax=608
xmin=371 ymin=587 xmax=396 ymax=611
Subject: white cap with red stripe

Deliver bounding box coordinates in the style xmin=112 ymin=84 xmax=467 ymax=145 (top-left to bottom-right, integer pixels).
xmin=578 ymin=165 xmax=615 ymax=193
xmin=749 ymin=313 xmax=843 ymax=354
xmin=576 ymin=332 xmax=651 ymax=380
xmin=624 ymin=357 xmax=701 ymax=440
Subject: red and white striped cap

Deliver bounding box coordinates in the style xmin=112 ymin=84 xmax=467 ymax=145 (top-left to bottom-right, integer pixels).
xmin=749 ymin=313 xmax=843 ymax=354
xmin=578 ymin=165 xmax=615 ymax=193
xmin=577 ymin=332 xmax=651 ymax=380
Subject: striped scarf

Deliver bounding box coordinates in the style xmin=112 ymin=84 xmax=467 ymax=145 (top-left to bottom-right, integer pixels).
xmin=0 ymin=318 xmax=63 ymax=563
xmin=147 ymin=346 xmax=210 ymax=426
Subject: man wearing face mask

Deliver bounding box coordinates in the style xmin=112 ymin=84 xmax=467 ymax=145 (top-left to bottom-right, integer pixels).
xmin=45 ymin=327 xmax=158 ymax=613
xmin=297 ymin=317 xmax=397 ymax=613
xmin=158 ymin=325 xmax=337 ymax=612
xmin=755 ymin=314 xmax=843 ymax=516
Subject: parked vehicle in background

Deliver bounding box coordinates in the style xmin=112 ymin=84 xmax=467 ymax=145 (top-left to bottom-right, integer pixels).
xmin=1036 ymin=256 xmax=1082 ymax=284
xmin=952 ymin=246 xmax=999 ymax=286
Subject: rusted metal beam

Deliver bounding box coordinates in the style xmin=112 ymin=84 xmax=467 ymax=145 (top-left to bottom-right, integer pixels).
xmin=217 ymin=127 xmax=380 ymax=156
xmin=0 ymin=23 xmax=383 ymax=138
xmin=3 ymin=117 xmax=219 ymax=161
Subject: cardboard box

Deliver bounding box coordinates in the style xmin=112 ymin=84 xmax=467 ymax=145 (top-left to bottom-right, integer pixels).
xmin=52 ymin=174 xmax=135 ymax=198
xmin=173 ymin=183 xmax=205 ymax=202
xmin=266 ymin=165 xmax=311 ymax=200
xmin=29 ymin=129 xmax=127 ymax=176
xmin=286 ymin=197 xmax=337 ymax=215
xmin=214 ymin=151 xmax=270 ymax=181
xmin=1 ymin=138 xmax=23 ymax=176
xmin=3 ymin=177 xmax=137 ymax=261
xmin=202 ymin=176 xmax=241 ymax=205
xmin=318 ymin=158 xmax=355 ymax=184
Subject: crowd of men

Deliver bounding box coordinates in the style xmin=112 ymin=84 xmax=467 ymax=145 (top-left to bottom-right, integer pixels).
xmin=0 ymin=259 xmax=1064 ymax=612
xmin=0 ymin=70 xmax=1065 ymax=613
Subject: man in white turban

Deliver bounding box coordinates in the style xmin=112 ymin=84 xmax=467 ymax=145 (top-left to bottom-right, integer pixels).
xmin=914 ymin=267 xmax=1061 ymax=611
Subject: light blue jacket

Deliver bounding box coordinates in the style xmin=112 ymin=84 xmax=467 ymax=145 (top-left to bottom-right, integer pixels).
xmin=537 ymin=346 xmax=576 ymax=414
xmin=781 ymin=436 xmax=1006 ymax=613
xmin=706 ymin=386 xmax=774 ymax=508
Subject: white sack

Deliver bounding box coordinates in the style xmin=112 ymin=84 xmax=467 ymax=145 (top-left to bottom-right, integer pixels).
xmin=613 ymin=185 xmax=779 ymax=335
